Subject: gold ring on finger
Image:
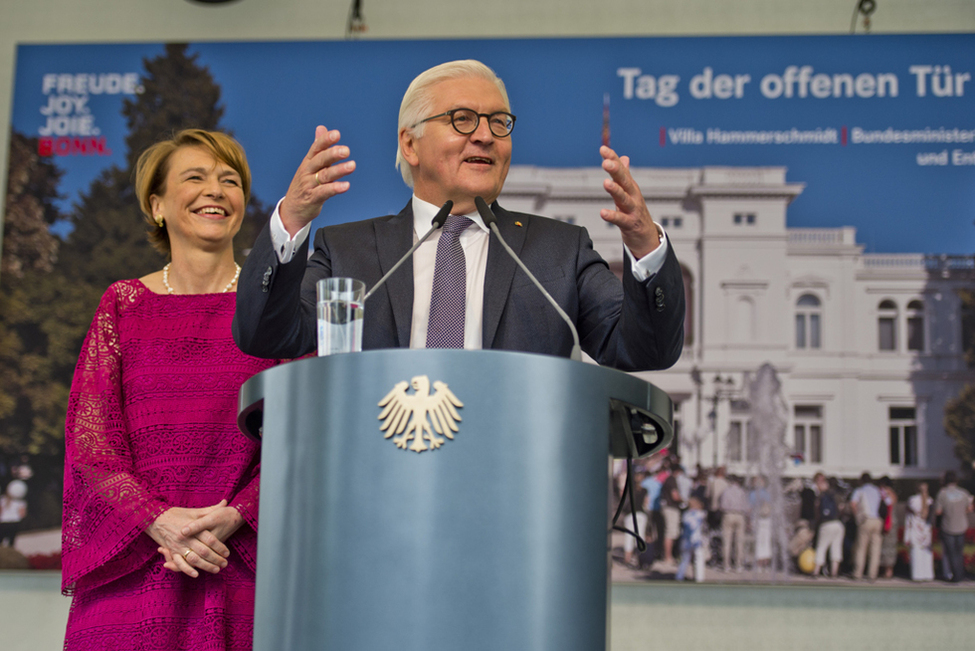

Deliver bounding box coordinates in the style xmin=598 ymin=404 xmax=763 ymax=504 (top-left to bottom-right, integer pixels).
xmin=183 ymin=549 xmax=192 ymax=559
xmin=314 ymin=171 xmax=321 ymax=186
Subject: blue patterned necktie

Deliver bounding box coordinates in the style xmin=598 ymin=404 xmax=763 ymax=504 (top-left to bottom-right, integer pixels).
xmin=426 ymin=215 xmax=474 ymax=348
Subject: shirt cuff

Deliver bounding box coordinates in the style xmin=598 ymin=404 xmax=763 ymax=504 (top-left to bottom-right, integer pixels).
xmin=269 ymin=197 xmax=313 ymax=264
xmin=626 ymin=224 xmax=670 ymax=282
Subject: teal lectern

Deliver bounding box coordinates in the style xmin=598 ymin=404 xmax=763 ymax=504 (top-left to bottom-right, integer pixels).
xmin=237 ymin=349 xmax=672 ymax=651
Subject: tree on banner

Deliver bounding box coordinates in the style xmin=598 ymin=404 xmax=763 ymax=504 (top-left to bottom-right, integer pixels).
xmin=0 ymin=133 xmax=61 ymax=280
xmin=121 ymin=43 xmax=225 ymax=171
xmin=0 ymin=132 xmax=76 ymax=456
xmin=118 ymin=43 xmax=269 ymax=262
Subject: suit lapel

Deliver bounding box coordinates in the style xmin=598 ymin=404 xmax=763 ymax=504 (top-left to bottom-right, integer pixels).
xmin=374 ymin=202 xmax=415 ymax=347
xmin=482 ymin=202 xmax=526 ymax=349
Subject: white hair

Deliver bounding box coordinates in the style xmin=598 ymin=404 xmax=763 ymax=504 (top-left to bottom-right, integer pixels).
xmin=395 ymin=59 xmax=511 ymax=187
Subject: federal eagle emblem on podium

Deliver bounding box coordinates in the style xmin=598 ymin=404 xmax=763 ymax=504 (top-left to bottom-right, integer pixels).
xmin=377 ymin=375 xmax=464 ymax=453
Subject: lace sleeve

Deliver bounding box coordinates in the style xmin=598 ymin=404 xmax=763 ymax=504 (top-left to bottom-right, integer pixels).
xmin=223 ymin=463 xmax=259 ymax=573
xmin=61 ymin=284 xmax=170 ymax=594
xmin=230 ymin=465 xmax=259 ymax=531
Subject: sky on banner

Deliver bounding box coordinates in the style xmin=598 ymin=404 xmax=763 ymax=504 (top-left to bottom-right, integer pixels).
xmin=10 ymin=34 xmax=975 ymax=255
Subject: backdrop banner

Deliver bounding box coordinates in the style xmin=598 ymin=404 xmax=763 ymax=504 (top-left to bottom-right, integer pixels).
xmin=2 ymin=34 xmax=973 ymax=572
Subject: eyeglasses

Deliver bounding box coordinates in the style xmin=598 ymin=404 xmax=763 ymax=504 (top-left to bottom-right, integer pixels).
xmin=412 ymin=108 xmax=517 ymax=138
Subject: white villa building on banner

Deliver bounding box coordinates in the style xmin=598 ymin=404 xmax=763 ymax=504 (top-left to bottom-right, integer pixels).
xmin=500 ymin=165 xmax=975 ymax=479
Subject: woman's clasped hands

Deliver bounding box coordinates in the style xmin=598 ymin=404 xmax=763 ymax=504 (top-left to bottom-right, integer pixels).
xmin=147 ymin=500 xmax=244 ymax=578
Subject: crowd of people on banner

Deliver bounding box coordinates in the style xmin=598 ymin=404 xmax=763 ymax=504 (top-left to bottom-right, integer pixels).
xmin=612 ymin=454 xmax=974 ymax=583
xmin=0 ymin=454 xmax=33 ymax=549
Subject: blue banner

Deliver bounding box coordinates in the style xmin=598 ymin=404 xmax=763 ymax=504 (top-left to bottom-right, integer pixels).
xmin=10 ymin=34 xmax=975 ymax=254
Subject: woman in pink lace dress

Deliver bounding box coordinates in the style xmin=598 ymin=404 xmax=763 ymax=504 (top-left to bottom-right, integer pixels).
xmin=62 ymin=129 xmax=277 ymax=650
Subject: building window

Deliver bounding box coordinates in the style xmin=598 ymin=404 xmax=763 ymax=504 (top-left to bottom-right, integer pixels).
xmin=726 ymin=400 xmax=755 ymax=463
xmin=727 ymin=421 xmax=743 ymax=462
xmin=795 ymin=294 xmax=822 ymax=349
xmin=681 ymin=266 xmax=694 ymax=346
xmin=793 ymin=405 xmax=823 ymax=464
xmin=907 ymin=300 xmax=924 ymax=352
xmin=733 ymin=213 xmax=756 ymax=225
xmin=734 ymin=296 xmax=755 ymax=342
xmin=878 ymin=299 xmax=898 ymax=351
xmin=660 ymin=217 xmax=669 ymax=227
xmin=889 ymin=406 xmax=917 ymax=466
xmin=745 ymin=421 xmax=760 ymax=462
xmin=554 ymin=215 xmax=576 ymax=225
xmin=673 ymin=217 xmax=683 ymax=228
xmin=672 ymin=402 xmax=682 ymax=455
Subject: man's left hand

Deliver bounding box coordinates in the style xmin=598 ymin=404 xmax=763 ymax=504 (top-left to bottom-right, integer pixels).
xmin=599 ymin=145 xmax=661 ymax=259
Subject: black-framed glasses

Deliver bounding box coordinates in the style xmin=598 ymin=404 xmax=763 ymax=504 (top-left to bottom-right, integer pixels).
xmin=413 ymin=108 xmax=517 ymax=138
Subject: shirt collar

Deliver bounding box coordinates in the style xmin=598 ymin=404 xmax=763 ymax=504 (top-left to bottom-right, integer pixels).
xmin=411 ymin=195 xmax=489 ymax=236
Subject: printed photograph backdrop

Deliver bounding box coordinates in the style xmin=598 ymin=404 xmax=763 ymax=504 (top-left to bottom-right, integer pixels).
xmin=2 ymin=34 xmax=973 ymax=570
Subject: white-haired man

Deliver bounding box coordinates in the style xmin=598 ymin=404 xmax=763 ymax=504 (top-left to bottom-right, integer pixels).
xmin=234 ymin=59 xmax=684 ymax=370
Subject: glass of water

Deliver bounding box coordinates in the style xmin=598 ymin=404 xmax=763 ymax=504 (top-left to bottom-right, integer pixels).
xmin=316 ymin=277 xmax=365 ymax=356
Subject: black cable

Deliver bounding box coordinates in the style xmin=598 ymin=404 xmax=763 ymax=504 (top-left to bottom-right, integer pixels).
xmin=851 ymin=0 xmax=876 ymax=34
xmin=611 ymin=456 xmax=647 ymax=554
xmin=346 ymin=0 xmax=365 ymax=40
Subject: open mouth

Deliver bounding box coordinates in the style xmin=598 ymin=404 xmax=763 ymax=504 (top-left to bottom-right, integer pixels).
xmin=464 ymin=156 xmax=493 ymax=165
xmin=194 ymin=206 xmax=228 ymax=217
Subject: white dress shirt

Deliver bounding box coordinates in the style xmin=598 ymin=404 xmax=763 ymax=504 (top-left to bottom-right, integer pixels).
xmin=268 ymin=196 xmax=671 ymax=349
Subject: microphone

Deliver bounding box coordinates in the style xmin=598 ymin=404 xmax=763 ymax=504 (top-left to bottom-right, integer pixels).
xmin=362 ymin=200 xmax=452 ymax=302
xmin=474 ymin=196 xmax=583 ymax=362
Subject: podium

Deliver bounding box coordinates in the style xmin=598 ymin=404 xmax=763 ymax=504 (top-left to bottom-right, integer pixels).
xmin=237 ymin=349 xmax=672 ymax=651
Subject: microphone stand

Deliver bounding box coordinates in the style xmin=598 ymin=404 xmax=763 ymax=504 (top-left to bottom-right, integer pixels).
xmin=362 ymin=200 xmax=453 ymax=303
xmin=474 ymin=196 xmax=583 ymax=362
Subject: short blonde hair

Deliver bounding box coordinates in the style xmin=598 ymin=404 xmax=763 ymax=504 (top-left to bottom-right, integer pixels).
xmin=134 ymin=129 xmax=251 ymax=255
xmin=395 ymin=60 xmax=510 ymax=187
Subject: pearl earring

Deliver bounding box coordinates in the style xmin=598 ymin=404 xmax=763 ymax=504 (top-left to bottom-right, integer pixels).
xmin=154 ymin=214 xmax=165 ymax=228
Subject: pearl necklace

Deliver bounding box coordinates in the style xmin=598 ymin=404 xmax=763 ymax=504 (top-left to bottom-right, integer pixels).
xmin=162 ymin=262 xmax=241 ymax=295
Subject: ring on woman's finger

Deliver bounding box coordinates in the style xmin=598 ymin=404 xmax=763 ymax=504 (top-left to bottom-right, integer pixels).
xmin=314 ymin=171 xmax=321 ymax=186
xmin=183 ymin=549 xmax=192 ymax=560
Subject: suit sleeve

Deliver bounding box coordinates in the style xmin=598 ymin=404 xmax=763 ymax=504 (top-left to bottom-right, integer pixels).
xmin=576 ymin=230 xmax=685 ymax=372
xmin=233 ymin=221 xmax=329 ymax=359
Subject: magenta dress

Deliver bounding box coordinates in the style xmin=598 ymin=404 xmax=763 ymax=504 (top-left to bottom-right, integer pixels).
xmin=62 ymin=279 xmax=277 ymax=651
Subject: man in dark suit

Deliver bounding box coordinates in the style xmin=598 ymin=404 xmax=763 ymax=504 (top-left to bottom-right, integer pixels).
xmin=233 ymin=60 xmax=684 ymax=371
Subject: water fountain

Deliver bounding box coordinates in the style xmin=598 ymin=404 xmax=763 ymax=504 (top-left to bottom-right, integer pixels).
xmin=746 ymin=362 xmax=792 ymax=579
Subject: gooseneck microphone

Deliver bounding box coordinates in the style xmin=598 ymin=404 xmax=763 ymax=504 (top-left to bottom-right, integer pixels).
xmin=363 ymin=200 xmax=453 ymax=303
xmin=474 ymin=196 xmax=583 ymax=362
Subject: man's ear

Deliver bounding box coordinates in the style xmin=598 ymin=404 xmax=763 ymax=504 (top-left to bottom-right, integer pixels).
xmin=399 ymin=128 xmax=420 ymax=167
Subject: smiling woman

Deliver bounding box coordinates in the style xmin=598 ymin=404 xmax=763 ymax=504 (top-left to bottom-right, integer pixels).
xmin=135 ymin=129 xmax=251 ymax=293
xmin=61 ymin=129 xmax=281 ymax=650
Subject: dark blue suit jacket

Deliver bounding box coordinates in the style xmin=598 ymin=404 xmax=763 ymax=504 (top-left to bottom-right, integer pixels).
xmin=233 ymin=201 xmax=684 ymax=372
